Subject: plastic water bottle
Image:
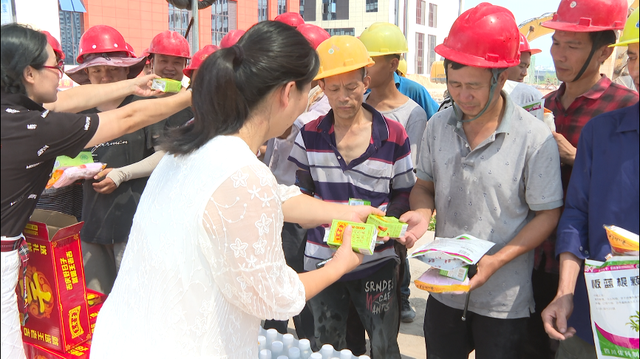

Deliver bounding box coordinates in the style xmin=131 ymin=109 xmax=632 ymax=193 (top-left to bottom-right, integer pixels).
xmin=310 ymin=353 xmax=323 ymax=359
xmin=298 ymin=339 xmax=312 ymax=359
xmin=258 ymin=336 xmax=267 ymax=352
xmin=282 ymin=333 xmax=295 ymax=353
xmin=271 ymin=341 xmax=284 ymax=357
xmin=358 ymin=356 xmax=371 ymax=359
xmin=288 ymin=347 xmax=301 ymax=359
xmin=320 ymin=344 xmax=335 ymax=359
xmin=266 ymin=328 xmax=279 ymax=348
xmin=259 ymin=349 xmax=272 ymax=359
xmin=339 ymin=349 xmax=353 ymax=359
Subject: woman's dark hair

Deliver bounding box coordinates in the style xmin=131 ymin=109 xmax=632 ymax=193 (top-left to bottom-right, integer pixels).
xmin=163 ymin=21 xmax=320 ymax=155
xmin=1 ymin=23 xmax=49 ymax=95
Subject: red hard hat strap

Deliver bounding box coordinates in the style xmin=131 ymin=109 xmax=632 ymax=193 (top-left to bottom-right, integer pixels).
xmin=572 ymin=32 xmax=602 ymax=82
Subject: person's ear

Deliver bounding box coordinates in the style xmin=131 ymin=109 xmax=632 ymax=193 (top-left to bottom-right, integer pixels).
xmin=318 ymin=79 xmax=325 ymax=91
xmin=23 ymin=66 xmax=37 ymax=85
xmin=363 ymin=75 xmax=371 ymax=91
xmin=280 ymin=81 xmax=296 ymax=108
xmin=596 ymin=45 xmax=614 ymax=65
xmin=390 ymin=57 xmax=399 ymax=72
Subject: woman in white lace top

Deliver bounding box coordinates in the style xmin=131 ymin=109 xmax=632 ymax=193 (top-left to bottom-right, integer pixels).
xmin=89 ymin=21 xmax=386 ymax=358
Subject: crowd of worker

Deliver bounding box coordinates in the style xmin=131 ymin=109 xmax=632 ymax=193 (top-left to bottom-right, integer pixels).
xmin=1 ymin=0 xmax=638 ymax=358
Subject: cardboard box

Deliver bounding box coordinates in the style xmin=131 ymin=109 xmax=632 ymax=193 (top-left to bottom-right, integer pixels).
xmin=19 ymin=210 xmax=91 ymax=353
xmin=24 ymin=341 xmax=90 ymax=359
xmin=86 ymin=289 xmax=106 ymax=335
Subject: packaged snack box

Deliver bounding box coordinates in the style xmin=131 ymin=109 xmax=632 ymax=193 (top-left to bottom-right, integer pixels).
xmin=19 ymin=210 xmax=91 ymax=353
xmin=151 ymin=78 xmax=182 ymax=93
xmin=366 ymin=214 xmax=407 ymax=238
xmin=604 ymin=225 xmax=639 ymax=256
xmin=326 ymin=220 xmax=378 ymax=255
xmin=415 ymin=268 xmax=470 ymax=294
xmin=439 ymin=266 xmax=469 ymax=282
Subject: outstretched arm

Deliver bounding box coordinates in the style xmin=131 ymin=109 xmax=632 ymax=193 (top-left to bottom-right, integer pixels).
xmin=44 ymin=74 xmax=161 ymax=113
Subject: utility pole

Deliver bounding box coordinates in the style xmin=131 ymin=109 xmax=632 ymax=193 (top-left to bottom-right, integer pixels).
xmin=191 ymin=0 xmax=199 ymax=55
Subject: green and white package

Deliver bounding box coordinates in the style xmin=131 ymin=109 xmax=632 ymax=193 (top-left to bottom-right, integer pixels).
xmin=584 ymin=257 xmax=639 ymax=359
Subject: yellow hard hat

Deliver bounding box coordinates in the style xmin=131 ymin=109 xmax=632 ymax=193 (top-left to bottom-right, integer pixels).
xmin=611 ymin=8 xmax=639 ymax=47
xmin=359 ymin=22 xmax=409 ymax=56
xmin=397 ymin=58 xmax=407 ymax=77
xmin=314 ymin=36 xmax=375 ymax=81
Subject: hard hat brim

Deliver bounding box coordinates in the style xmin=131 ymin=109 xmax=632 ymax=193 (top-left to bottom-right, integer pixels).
xmin=435 ymin=44 xmax=519 ymax=69
xmin=313 ymin=59 xmax=376 ymax=81
xmin=541 ymin=20 xmax=625 ymax=32
xmin=610 ymin=39 xmax=640 ymax=47
xmin=65 ymin=56 xmax=146 ymax=85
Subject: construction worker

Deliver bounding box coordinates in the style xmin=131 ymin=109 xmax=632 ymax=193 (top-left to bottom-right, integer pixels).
xmin=360 ymin=21 xmax=426 ymax=328
xmin=1 ymin=24 xmax=191 ymax=359
xmin=541 ymin=7 xmax=639 ymax=359
xmin=219 ymin=29 xmax=246 ymax=48
xmin=396 ymin=58 xmax=408 ymax=77
xmin=274 ymin=11 xmax=305 ymax=28
xmin=507 ymin=33 xmax=542 ymax=83
xmin=61 ymin=25 xmax=154 ymax=296
xmin=144 ymin=30 xmax=193 ymax=145
xmin=141 ymin=48 xmax=153 ymax=75
xmin=261 ymin=23 xmax=331 ymax=347
xmin=183 ymin=44 xmax=219 ymax=82
xmin=392 ymin=60 xmax=438 ymax=119
xmin=503 ymin=33 xmax=545 ymax=120
xmin=409 ymin=4 xmax=564 ymax=358
xmin=288 ymin=35 xmax=419 ymax=358
xmin=529 ymin=1 xmax=639 ymax=357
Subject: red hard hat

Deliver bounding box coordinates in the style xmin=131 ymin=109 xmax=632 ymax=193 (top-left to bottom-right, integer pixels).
xmin=519 ymin=33 xmax=541 ymax=55
xmin=77 ymin=25 xmax=131 ymax=64
xmin=274 ymin=12 xmax=305 ymax=28
xmin=219 ymin=29 xmax=246 ymax=48
xmin=42 ymin=31 xmax=65 ymax=60
xmin=435 ymin=2 xmax=520 ymax=68
xmin=125 ymin=42 xmax=137 ymax=57
xmin=149 ymin=31 xmax=191 ymax=59
xmin=541 ymin=0 xmax=627 ymax=32
xmin=297 ymin=23 xmax=330 ymax=49
xmin=183 ymin=44 xmax=219 ymax=78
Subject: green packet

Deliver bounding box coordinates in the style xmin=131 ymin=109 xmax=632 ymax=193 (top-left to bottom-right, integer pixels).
xmin=366 ymin=214 xmax=408 ymax=238
xmin=151 ymin=78 xmax=182 ymax=93
xmin=53 ymin=151 xmax=93 ymax=172
xmin=348 ymin=198 xmax=371 ymax=206
xmin=326 ymin=219 xmax=378 ymax=255
xmin=439 ymin=266 xmax=469 ymax=282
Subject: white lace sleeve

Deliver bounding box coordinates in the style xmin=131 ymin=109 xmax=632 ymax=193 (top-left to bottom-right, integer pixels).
xmin=201 ymin=164 xmax=306 ymax=320
xmin=277 ymin=184 xmax=302 ymax=202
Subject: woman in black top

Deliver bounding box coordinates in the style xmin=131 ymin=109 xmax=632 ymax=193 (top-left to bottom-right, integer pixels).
xmin=1 ymin=24 xmax=191 ymax=358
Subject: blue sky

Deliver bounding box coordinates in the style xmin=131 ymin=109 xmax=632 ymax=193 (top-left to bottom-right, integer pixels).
xmin=462 ymin=0 xmax=562 ymax=68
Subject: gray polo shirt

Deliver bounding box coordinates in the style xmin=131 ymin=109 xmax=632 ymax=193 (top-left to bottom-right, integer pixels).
xmin=417 ymin=92 xmax=563 ymax=319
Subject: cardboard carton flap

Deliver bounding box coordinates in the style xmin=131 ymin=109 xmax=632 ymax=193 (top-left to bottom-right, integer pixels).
xmin=30 ymin=209 xmax=79 ymax=241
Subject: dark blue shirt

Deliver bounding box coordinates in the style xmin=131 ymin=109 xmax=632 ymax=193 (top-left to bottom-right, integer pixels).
xmin=556 ymin=102 xmax=640 ymax=344
xmin=394 ymin=73 xmax=438 ymax=119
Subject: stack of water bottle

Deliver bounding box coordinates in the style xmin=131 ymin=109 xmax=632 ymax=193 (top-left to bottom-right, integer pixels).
xmin=258 ymin=327 xmax=371 ymax=359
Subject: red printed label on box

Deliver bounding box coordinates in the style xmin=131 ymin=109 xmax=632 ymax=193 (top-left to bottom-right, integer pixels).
xmin=19 ymin=220 xmax=91 ymax=353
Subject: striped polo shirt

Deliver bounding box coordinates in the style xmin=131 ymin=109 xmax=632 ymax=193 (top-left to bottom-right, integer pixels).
xmin=288 ymin=103 xmax=415 ymax=280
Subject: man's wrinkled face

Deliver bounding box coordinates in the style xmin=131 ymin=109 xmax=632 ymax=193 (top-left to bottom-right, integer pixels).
xmin=320 ymin=69 xmax=370 ymax=122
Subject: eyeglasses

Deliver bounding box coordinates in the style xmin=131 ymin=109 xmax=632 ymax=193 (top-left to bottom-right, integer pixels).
xmin=41 ymin=60 xmax=65 ymax=79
